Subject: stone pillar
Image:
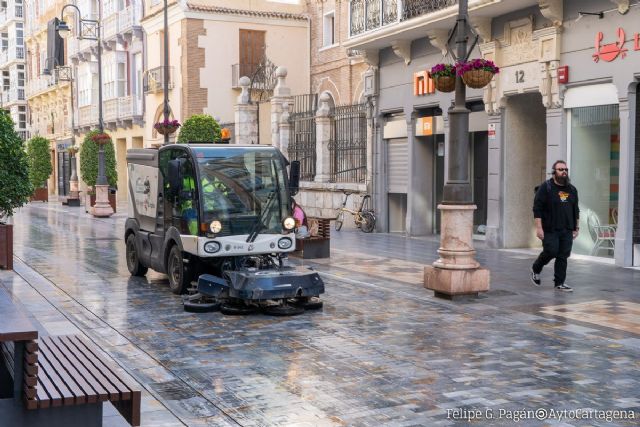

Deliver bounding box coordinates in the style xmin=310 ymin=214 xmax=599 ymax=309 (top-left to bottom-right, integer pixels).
xmin=314 ymin=92 xmax=332 ymax=183
xmin=271 ymin=67 xmax=292 ymax=150
xmin=234 ymin=76 xmax=258 ymax=144
xmin=615 ymin=96 xmax=635 ymax=267
xmin=485 ymin=112 xmax=503 ymax=248
xmin=545 ymin=107 xmax=566 ymax=168
xmin=279 ymin=102 xmax=291 ymax=156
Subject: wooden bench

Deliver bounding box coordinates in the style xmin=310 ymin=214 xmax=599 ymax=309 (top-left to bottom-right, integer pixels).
xmin=0 ymin=288 xmax=141 ymax=426
xmin=293 ymin=217 xmax=331 ymax=259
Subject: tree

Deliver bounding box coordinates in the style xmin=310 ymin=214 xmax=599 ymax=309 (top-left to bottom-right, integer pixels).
xmin=177 ymin=114 xmax=221 ymax=144
xmin=0 ymin=110 xmax=32 ymax=219
xmin=26 ymin=136 xmax=53 ymax=189
xmin=79 ymin=130 xmax=118 ymax=189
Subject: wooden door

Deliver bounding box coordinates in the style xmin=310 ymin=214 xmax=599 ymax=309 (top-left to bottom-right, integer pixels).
xmin=239 ymin=29 xmax=265 ymax=78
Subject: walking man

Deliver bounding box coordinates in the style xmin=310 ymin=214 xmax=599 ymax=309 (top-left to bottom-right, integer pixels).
xmin=530 ymin=160 xmax=580 ymax=292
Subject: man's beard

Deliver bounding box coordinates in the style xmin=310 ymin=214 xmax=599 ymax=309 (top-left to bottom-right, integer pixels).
xmin=555 ymin=174 xmax=570 ymax=185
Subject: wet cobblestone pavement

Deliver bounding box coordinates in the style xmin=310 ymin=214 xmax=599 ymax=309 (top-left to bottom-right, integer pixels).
xmin=1 ymin=202 xmax=639 ymax=426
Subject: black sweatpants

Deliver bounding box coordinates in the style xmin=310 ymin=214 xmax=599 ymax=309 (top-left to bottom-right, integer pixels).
xmin=532 ymin=229 xmax=574 ymax=285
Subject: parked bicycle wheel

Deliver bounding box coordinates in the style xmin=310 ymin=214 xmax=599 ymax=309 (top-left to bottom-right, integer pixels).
xmin=360 ymin=211 xmax=375 ymax=233
xmin=334 ymin=211 xmax=344 ymax=231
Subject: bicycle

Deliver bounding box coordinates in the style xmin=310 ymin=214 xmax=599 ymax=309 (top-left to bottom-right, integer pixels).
xmin=334 ymin=192 xmax=376 ymax=233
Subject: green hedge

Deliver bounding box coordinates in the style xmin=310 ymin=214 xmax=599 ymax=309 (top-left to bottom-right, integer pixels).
xmin=79 ymin=130 xmax=118 ymax=188
xmin=177 ymin=114 xmax=221 ymax=144
xmin=0 ymin=110 xmax=32 ymax=218
xmin=26 ymin=136 xmax=52 ymax=189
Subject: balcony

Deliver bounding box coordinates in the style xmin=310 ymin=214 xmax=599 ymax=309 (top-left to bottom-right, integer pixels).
xmin=345 ymin=0 xmax=539 ymax=52
xmin=0 ymin=2 xmax=24 ymax=27
xmin=102 ymin=95 xmax=143 ymax=126
xmin=144 ymin=66 xmax=174 ymax=94
xmin=102 ymin=2 xmax=143 ymax=45
xmin=78 ymin=105 xmax=99 ymax=127
xmin=0 ymin=46 xmax=25 ymax=67
xmin=231 ymin=60 xmax=278 ymax=91
xmin=118 ymin=4 xmax=142 ymax=34
xmin=26 ymin=76 xmax=58 ymax=98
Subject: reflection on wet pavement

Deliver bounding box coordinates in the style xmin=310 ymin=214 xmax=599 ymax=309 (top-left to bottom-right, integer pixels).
xmin=1 ymin=203 xmax=639 ymax=426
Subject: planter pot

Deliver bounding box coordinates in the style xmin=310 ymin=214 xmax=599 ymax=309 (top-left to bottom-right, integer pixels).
xmin=0 ymin=223 xmax=13 ymax=270
xmin=434 ymin=76 xmax=456 ymax=92
xmin=462 ymin=69 xmax=494 ymax=89
xmin=30 ymin=187 xmax=49 ymax=202
xmin=156 ymin=125 xmax=178 ymax=135
xmin=89 ymin=192 xmax=117 ymax=213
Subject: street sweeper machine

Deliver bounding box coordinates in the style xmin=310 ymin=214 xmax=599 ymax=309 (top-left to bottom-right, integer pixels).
xmin=124 ymin=144 xmax=324 ymax=315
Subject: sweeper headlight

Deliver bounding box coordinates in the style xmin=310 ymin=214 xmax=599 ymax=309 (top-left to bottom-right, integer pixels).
xmin=278 ymin=237 xmax=293 ymax=249
xmin=209 ymin=220 xmax=222 ymax=234
xmin=204 ymin=241 xmax=221 ymax=253
xmin=282 ymin=216 xmax=296 ymax=231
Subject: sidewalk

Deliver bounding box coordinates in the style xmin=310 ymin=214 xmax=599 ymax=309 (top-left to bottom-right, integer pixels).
xmin=1 ymin=201 xmax=639 ymax=426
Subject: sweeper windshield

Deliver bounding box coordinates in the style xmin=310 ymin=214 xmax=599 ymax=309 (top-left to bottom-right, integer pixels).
xmin=194 ymin=147 xmax=290 ymax=237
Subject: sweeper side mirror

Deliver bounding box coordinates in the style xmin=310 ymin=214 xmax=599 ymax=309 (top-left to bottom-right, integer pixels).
xmin=167 ymin=158 xmax=184 ymax=199
xmin=289 ymin=160 xmax=300 ymax=196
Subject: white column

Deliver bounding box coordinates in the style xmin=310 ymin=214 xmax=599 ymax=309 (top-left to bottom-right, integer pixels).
xmin=314 ymin=93 xmax=332 ymax=183
xmin=615 ymin=96 xmax=635 ymax=267
xmin=234 ymin=76 xmax=258 ymax=144
xmin=278 ymin=102 xmax=291 ymax=157
xmin=270 ymin=67 xmax=292 ymax=150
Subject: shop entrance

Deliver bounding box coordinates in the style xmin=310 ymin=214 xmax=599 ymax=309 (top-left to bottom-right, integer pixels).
xmin=503 ymin=93 xmax=547 ymax=248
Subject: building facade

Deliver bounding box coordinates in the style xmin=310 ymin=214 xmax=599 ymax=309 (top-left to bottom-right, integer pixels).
xmin=1 ymin=0 xmax=28 ymax=140
xmin=25 ymin=0 xmax=73 ymax=197
xmin=141 ymin=0 xmax=310 ymax=148
xmin=343 ymin=0 xmax=639 ymax=267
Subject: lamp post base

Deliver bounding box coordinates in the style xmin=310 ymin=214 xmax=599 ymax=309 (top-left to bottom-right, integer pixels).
xmin=424 ymin=204 xmax=489 ymax=298
xmin=91 ymin=184 xmax=114 ymax=218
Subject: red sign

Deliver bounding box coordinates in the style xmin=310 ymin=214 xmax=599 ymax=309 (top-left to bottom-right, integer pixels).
xmin=557 ymin=66 xmax=569 ymax=84
xmin=593 ymin=28 xmax=629 ymax=62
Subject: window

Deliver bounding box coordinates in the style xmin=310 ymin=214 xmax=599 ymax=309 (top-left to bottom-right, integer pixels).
xmin=2 ymin=71 xmax=9 ymax=91
xmin=77 ymin=65 xmax=92 ymax=106
xmin=323 ymin=11 xmax=335 ymax=47
xmin=1 ymin=33 xmax=7 ymax=51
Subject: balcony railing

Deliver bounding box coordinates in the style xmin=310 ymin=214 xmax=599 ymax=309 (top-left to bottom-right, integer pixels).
xmin=144 ymin=66 xmax=174 ymax=93
xmin=78 ymin=105 xmax=99 ymax=127
xmin=102 ymin=95 xmax=143 ymax=123
xmin=349 ymin=0 xmax=457 ymax=36
xmin=17 ymin=130 xmax=29 ymax=141
xmin=103 ymin=14 xmax=118 ymax=40
xmin=0 ymin=46 xmax=25 ymax=65
xmin=26 ymin=76 xmax=58 ymax=98
xmin=118 ymin=4 xmax=142 ymax=32
xmin=2 ymin=87 xmax=25 ymax=104
xmin=231 ymin=63 xmax=261 ymax=88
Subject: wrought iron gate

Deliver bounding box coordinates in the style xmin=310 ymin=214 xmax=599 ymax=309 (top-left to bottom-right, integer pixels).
xmin=288 ymin=94 xmax=318 ymax=181
xmin=329 ymin=103 xmax=367 ymax=183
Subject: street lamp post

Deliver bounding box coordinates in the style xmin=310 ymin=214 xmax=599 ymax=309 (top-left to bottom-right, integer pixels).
xmin=424 ymin=0 xmax=489 ymax=298
xmin=163 ymin=0 xmax=170 ymax=145
xmin=57 ymin=4 xmax=113 ymax=217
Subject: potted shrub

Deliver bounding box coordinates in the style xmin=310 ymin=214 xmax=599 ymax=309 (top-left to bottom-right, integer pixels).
xmin=177 ymin=114 xmax=221 ymax=144
xmin=0 ymin=110 xmax=33 ymax=270
xmin=430 ymin=63 xmax=457 ymax=93
xmin=154 ymin=119 xmax=181 ymax=135
xmin=26 ymin=136 xmax=52 ymax=202
xmin=79 ymin=130 xmax=118 ymax=213
xmin=458 ymin=58 xmax=500 ymax=89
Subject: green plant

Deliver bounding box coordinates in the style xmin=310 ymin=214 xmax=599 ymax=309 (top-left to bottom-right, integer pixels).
xmin=430 ymin=63 xmax=457 ymax=78
xmin=0 ymin=110 xmax=32 ymax=219
xmin=79 ymin=130 xmax=117 ymax=188
xmin=26 ymin=136 xmax=53 ymax=189
xmin=177 ymin=114 xmax=221 ymax=144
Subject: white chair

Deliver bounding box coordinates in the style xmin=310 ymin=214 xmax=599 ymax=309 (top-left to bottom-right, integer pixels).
xmin=585 ymin=209 xmax=616 ymax=256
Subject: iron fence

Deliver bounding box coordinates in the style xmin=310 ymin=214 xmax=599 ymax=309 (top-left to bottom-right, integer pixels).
xmin=402 ymin=0 xmax=457 ymax=21
xmin=329 ymin=103 xmax=367 ymax=183
xmin=288 ymin=94 xmax=318 ymax=181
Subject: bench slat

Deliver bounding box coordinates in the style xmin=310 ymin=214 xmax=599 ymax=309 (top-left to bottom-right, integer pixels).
xmin=57 ymin=336 xmax=121 ymax=401
xmin=39 ymin=338 xmax=87 ymax=405
xmin=40 ymin=337 xmax=98 ymax=404
xmin=34 ymin=377 xmax=51 ymax=409
xmin=67 ymin=335 xmax=132 ymax=400
xmin=35 ymin=367 xmax=63 ymax=407
xmin=38 ymin=345 xmax=78 ymax=406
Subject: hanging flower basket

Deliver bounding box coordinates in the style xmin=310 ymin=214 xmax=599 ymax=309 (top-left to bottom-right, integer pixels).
xmin=91 ymin=133 xmax=111 ymax=145
xmin=67 ymin=146 xmax=79 ymax=157
xmin=154 ymin=119 xmax=181 ymax=135
xmin=430 ymin=63 xmax=457 ymax=93
xmin=458 ymin=58 xmax=499 ymax=89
